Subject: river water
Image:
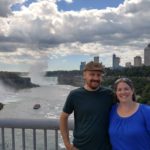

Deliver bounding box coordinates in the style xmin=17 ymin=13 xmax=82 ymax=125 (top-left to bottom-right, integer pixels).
xmin=0 ymin=77 xmax=76 ymax=150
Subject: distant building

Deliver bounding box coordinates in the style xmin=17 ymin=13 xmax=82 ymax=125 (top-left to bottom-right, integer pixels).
xmin=134 ymin=56 xmax=142 ymax=67
xmin=80 ymin=62 xmax=86 ymax=71
xmin=94 ymin=56 xmax=99 ymax=63
xmin=112 ymin=54 xmax=120 ymax=69
xmin=144 ymin=44 xmax=150 ymax=66
xmin=126 ymin=62 xmax=132 ymax=68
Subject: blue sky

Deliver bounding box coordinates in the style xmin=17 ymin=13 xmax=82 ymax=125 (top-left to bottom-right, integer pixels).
xmin=12 ymin=0 xmax=124 ymax=11
xmin=57 ymin=0 xmax=124 ymax=11
xmin=0 ymin=0 xmax=149 ymax=72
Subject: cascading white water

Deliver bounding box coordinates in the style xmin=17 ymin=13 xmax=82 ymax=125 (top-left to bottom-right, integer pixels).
xmin=0 ymin=61 xmax=76 ymax=150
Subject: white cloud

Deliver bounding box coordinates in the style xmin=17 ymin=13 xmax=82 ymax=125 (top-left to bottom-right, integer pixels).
xmin=0 ymin=0 xmax=25 ymax=17
xmin=0 ymin=0 xmax=149 ymax=70
xmin=64 ymin=0 xmax=74 ymax=3
xmin=58 ymin=0 xmax=74 ymax=3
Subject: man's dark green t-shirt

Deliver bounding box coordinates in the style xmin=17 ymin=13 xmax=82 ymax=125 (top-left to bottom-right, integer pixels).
xmin=63 ymin=87 xmax=114 ymax=150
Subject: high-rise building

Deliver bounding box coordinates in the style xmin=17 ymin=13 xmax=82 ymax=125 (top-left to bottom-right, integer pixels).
xmin=125 ymin=62 xmax=132 ymax=68
xmin=134 ymin=56 xmax=142 ymax=67
xmin=112 ymin=54 xmax=120 ymax=69
xmin=144 ymin=44 xmax=150 ymax=66
xmin=94 ymin=56 xmax=99 ymax=63
xmin=80 ymin=61 xmax=86 ymax=71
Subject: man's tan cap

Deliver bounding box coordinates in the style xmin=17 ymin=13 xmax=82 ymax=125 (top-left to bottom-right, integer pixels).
xmin=83 ymin=61 xmax=104 ymax=72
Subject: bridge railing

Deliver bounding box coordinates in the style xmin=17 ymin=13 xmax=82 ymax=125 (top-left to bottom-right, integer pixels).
xmin=0 ymin=118 xmax=74 ymax=150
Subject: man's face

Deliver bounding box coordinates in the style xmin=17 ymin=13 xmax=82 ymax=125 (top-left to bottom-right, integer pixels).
xmin=83 ymin=70 xmax=102 ymax=90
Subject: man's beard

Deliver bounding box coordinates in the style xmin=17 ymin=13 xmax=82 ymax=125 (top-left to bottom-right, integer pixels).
xmin=86 ymin=80 xmax=101 ymax=90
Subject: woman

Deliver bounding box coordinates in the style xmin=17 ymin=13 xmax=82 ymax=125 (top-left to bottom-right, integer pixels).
xmin=109 ymin=78 xmax=150 ymax=150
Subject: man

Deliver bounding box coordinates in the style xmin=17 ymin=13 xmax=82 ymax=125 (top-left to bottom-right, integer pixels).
xmin=60 ymin=61 xmax=114 ymax=150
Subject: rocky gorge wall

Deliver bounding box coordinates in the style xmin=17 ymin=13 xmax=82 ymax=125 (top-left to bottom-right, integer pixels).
xmin=0 ymin=72 xmax=39 ymax=90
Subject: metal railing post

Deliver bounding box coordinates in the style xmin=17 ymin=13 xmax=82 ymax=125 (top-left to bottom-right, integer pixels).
xmin=12 ymin=128 xmax=15 ymax=150
xmin=0 ymin=118 xmax=74 ymax=150
xmin=22 ymin=128 xmax=26 ymax=150
xmin=33 ymin=129 xmax=36 ymax=150
xmin=55 ymin=130 xmax=58 ymax=150
xmin=44 ymin=129 xmax=47 ymax=150
xmin=1 ymin=128 xmax=5 ymax=150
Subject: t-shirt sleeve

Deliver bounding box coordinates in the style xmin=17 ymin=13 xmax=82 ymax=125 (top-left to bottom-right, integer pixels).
xmin=142 ymin=105 xmax=150 ymax=134
xmin=63 ymin=92 xmax=74 ymax=114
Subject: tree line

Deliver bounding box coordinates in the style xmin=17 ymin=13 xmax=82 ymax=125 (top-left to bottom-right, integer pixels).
xmin=46 ymin=66 xmax=150 ymax=104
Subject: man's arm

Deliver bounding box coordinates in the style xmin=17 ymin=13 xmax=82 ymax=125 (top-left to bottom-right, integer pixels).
xmin=60 ymin=112 xmax=73 ymax=150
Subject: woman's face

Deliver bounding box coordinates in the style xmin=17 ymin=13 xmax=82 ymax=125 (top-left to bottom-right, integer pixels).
xmin=116 ymin=81 xmax=134 ymax=103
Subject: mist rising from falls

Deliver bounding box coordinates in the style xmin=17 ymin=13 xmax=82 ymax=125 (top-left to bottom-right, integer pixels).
xmin=28 ymin=61 xmax=57 ymax=85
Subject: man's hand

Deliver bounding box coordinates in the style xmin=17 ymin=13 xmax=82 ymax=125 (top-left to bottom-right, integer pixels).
xmin=66 ymin=144 xmax=78 ymax=150
xmin=66 ymin=143 xmax=73 ymax=150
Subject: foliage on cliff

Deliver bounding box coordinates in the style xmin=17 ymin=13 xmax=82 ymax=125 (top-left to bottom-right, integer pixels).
xmin=105 ymin=66 xmax=150 ymax=77
xmin=46 ymin=66 xmax=150 ymax=104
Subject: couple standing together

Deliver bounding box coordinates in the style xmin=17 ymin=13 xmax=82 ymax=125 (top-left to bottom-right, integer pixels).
xmin=60 ymin=61 xmax=150 ymax=150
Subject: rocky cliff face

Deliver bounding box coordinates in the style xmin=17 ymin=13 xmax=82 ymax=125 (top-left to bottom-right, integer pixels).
xmin=0 ymin=72 xmax=39 ymax=89
xmin=46 ymin=70 xmax=84 ymax=87
xmin=58 ymin=75 xmax=84 ymax=87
